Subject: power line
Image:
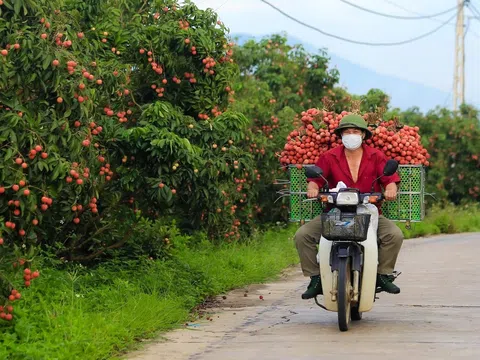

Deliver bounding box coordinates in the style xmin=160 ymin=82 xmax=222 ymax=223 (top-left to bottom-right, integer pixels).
xmin=469 ymin=0 xmax=480 ymax=13
xmin=473 ymin=2 xmax=480 ymax=105
xmin=466 ymin=24 xmax=480 ymax=39
xmin=465 ymin=16 xmax=471 ymax=37
xmin=466 ymin=2 xmax=480 ymax=107
xmin=381 ymin=0 xmax=456 ymax=25
xmin=214 ymin=0 xmax=231 ymax=11
xmin=464 ymin=2 xmax=480 ymax=38
xmin=381 ymin=0 xmax=480 ymax=39
xmin=467 ymin=2 xmax=480 ymax=18
xmin=339 ymin=0 xmax=461 ymax=20
xmin=381 ymin=0 xmax=430 ymax=16
xmin=259 ymin=0 xmax=457 ymax=47
xmin=453 ymin=0 xmax=466 ymax=111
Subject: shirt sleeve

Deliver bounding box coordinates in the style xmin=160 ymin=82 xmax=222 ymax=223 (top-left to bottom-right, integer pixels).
xmin=377 ymin=153 xmax=401 ymax=188
xmin=307 ymin=153 xmax=330 ymax=188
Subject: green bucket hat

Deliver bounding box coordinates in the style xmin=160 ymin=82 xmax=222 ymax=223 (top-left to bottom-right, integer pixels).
xmin=334 ymin=114 xmax=372 ymax=140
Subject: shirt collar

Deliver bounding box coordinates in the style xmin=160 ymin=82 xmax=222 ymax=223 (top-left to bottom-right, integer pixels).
xmin=333 ymin=143 xmax=373 ymax=159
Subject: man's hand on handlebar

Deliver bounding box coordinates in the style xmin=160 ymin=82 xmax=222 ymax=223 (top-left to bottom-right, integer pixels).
xmin=306 ymin=181 xmax=398 ymax=201
xmin=306 ymin=182 xmax=319 ymax=198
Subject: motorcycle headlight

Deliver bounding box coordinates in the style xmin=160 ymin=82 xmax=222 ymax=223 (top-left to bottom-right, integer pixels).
xmin=336 ymin=192 xmax=359 ymax=205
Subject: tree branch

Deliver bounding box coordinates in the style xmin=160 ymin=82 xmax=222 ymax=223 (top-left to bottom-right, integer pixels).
xmin=69 ymin=225 xmax=136 ymax=262
xmin=138 ymin=0 xmax=149 ymax=14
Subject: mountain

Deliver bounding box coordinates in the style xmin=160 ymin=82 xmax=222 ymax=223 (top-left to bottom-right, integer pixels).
xmin=232 ymin=33 xmax=451 ymax=112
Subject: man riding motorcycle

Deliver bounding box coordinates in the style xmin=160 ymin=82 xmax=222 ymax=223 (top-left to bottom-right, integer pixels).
xmin=294 ymin=114 xmax=404 ymax=300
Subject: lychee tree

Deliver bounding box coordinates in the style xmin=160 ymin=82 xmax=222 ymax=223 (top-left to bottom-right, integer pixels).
xmin=399 ymin=105 xmax=480 ymax=204
xmin=0 ymin=0 xmax=257 ymax=321
xmin=74 ymin=0 xmax=257 ymax=240
xmin=0 ymin=0 xmax=136 ymax=320
xmin=231 ymin=34 xmax=341 ymax=223
xmin=233 ymin=34 xmax=340 ymax=113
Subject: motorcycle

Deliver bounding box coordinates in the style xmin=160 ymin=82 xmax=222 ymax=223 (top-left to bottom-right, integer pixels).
xmin=303 ymin=159 xmax=400 ymax=332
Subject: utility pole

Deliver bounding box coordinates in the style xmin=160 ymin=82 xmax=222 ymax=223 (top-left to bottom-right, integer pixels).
xmin=453 ymin=0 xmax=466 ymax=111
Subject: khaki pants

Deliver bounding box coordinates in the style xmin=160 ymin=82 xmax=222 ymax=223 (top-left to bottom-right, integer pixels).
xmin=294 ymin=215 xmax=404 ymax=277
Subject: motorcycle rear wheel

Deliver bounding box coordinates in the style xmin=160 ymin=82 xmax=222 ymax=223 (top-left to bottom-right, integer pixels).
xmin=337 ymin=257 xmax=352 ymax=331
xmin=351 ymin=305 xmax=362 ymax=321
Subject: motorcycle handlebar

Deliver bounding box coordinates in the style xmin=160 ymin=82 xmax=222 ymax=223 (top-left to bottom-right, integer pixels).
xmin=302 ymin=191 xmax=385 ymax=204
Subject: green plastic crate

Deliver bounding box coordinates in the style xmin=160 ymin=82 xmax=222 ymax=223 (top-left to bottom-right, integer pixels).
xmin=381 ymin=166 xmax=425 ymax=222
xmin=288 ymin=166 xmax=323 ymax=222
xmin=288 ymin=165 xmax=425 ymax=223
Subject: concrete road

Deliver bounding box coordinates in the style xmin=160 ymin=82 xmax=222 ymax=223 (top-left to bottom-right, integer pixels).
xmin=128 ymin=233 xmax=480 ymax=360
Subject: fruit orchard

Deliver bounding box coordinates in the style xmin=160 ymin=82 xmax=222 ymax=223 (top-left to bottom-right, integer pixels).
xmin=0 ymin=0 xmax=479 ymax=327
xmin=0 ymin=0 xmax=274 ymax=322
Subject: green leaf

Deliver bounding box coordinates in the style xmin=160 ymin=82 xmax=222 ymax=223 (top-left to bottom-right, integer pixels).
xmin=14 ymin=0 xmax=22 ymax=15
xmin=9 ymin=130 xmax=17 ymax=144
xmin=51 ymin=164 xmax=62 ymax=181
xmin=64 ymin=108 xmax=72 ymax=119
xmin=42 ymin=55 xmax=53 ymax=71
xmin=165 ymin=188 xmax=172 ymax=202
xmin=4 ymin=148 xmax=13 ymax=162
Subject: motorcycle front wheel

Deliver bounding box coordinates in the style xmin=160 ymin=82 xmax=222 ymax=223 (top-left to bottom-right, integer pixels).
xmin=337 ymin=257 xmax=352 ymax=331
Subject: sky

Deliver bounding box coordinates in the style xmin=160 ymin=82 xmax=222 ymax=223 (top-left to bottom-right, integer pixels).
xmin=193 ymin=0 xmax=480 ymax=109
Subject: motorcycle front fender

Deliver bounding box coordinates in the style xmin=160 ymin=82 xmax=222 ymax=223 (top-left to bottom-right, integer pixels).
xmin=318 ymin=222 xmax=378 ymax=313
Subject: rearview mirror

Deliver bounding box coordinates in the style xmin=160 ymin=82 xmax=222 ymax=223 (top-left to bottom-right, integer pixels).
xmin=383 ymin=159 xmax=399 ymax=176
xmin=304 ymin=165 xmax=323 ymax=178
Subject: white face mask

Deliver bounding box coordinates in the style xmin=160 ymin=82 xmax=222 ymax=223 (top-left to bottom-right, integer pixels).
xmin=342 ymin=134 xmax=363 ymax=150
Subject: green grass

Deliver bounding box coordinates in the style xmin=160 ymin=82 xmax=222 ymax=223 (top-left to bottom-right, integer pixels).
xmin=398 ymin=204 xmax=480 ymax=239
xmin=0 ymin=225 xmax=298 ymax=360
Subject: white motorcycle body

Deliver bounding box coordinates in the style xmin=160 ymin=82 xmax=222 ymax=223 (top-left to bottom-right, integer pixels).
xmin=317 ymin=204 xmax=379 ymax=312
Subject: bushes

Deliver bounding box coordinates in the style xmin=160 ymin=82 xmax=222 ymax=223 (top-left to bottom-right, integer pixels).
xmin=399 ymin=204 xmax=480 ymax=238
